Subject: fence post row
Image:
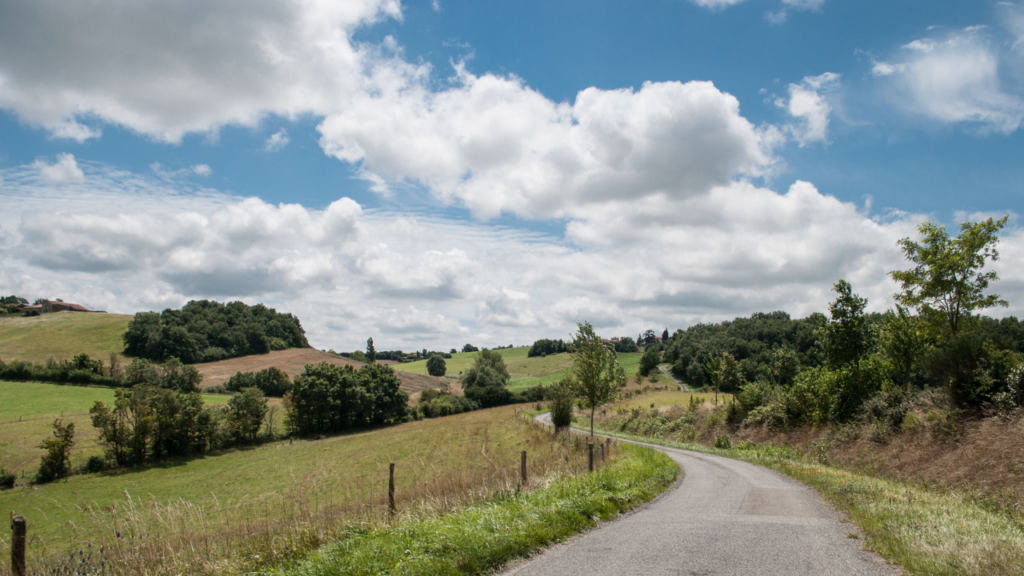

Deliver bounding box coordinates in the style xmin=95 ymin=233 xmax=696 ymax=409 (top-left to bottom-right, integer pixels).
xmin=588 ymin=441 xmax=594 ymax=472
xmin=388 ymin=463 xmax=396 ymax=517
xmin=11 ymin=514 xmax=26 ymax=576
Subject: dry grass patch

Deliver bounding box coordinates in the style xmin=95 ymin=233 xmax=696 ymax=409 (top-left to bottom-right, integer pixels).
xmin=195 ymin=349 xmax=446 ymax=396
xmin=1 ymin=405 xmax=597 ymax=575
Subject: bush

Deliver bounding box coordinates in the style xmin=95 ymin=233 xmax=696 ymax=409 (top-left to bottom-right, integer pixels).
xmin=548 ymin=379 xmax=576 ymax=430
xmin=0 ymin=467 xmax=15 ymax=489
xmin=713 ymin=434 xmax=732 ymax=449
xmin=85 ymin=455 xmax=105 ymax=474
xmin=202 ymin=347 xmax=229 ymax=362
xmin=426 ymin=353 xmax=447 ymax=377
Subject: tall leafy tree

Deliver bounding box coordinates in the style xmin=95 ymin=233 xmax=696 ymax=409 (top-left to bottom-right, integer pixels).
xmin=228 ymin=387 xmax=268 ymax=443
xmin=638 ymin=344 xmax=660 ymax=378
xmin=569 ymin=321 xmax=625 ymax=437
xmin=366 ymin=337 xmax=376 ymax=364
xmin=820 ymin=280 xmax=870 ymax=389
xmin=426 ymin=353 xmax=447 ymax=376
xmin=891 ymin=217 xmax=1008 ymax=338
xmin=36 ymin=419 xmax=75 ymax=483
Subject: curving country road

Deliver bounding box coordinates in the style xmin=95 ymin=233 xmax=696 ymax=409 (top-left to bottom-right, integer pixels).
xmin=506 ymin=415 xmax=899 ymax=576
xmin=658 ymin=364 xmax=689 ymax=392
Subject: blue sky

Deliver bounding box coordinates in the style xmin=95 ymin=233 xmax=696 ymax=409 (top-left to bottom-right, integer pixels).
xmin=1 ymin=0 xmax=1023 ymax=351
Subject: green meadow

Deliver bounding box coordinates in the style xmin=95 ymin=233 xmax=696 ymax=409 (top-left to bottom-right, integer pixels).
xmin=0 ymin=380 xmax=231 ymax=477
xmin=0 ymin=311 xmax=132 ymax=363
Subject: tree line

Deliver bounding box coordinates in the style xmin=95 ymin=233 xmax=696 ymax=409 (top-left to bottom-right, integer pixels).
xmin=122 ymin=299 xmax=308 ymax=364
xmin=679 ymin=217 xmax=1024 ymax=430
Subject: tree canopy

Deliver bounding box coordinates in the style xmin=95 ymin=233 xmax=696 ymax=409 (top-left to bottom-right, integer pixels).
xmin=123 ymin=300 xmax=308 ymax=363
xmin=891 ymin=217 xmax=1008 ymax=338
xmin=569 ymin=321 xmax=625 ymax=436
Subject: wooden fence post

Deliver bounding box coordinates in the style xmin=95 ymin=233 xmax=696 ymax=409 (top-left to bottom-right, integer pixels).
xmin=601 ymin=442 xmax=605 ymax=462
xmin=588 ymin=441 xmax=594 ymax=472
xmin=11 ymin=514 xmax=26 ymax=576
xmin=520 ymin=450 xmax=527 ymax=486
xmin=388 ymin=463 xmax=396 ymax=517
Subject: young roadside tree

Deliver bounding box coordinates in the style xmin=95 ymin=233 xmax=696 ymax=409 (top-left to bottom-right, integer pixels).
xmin=36 ymin=419 xmax=75 ymax=484
xmin=569 ymin=321 xmax=626 ymax=437
xmin=90 ymin=390 xmax=133 ymax=466
xmin=366 ymin=337 xmax=376 ymax=364
xmin=891 ymin=217 xmax=1008 ymax=338
xmin=426 ymin=353 xmax=447 ymax=377
xmin=820 ymin=280 xmax=871 ymax=390
xmin=706 ymin=351 xmax=741 ymax=406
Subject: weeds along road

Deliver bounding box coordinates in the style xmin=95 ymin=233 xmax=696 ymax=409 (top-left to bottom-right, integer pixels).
xmin=510 ymin=414 xmax=898 ymax=576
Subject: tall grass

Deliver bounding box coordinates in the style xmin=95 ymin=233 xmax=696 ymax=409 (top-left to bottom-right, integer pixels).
xmin=4 ymin=407 xmax=613 ymax=575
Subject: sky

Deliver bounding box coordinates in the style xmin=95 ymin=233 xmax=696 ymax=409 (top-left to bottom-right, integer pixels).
xmin=1 ymin=0 xmax=1023 ymax=352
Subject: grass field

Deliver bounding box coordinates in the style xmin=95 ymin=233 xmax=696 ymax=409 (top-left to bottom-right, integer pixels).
xmin=400 ymin=347 xmax=647 ymax=393
xmin=1 ymin=405 xmax=594 ymax=574
xmin=196 ymin=348 xmax=446 ymax=395
xmin=0 ymin=311 xmax=132 ymax=363
xmin=0 ymin=381 xmax=232 ymax=477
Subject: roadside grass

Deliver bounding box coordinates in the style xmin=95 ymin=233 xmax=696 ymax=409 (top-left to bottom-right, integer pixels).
xmin=583 ymin=422 xmax=1024 ymax=576
xmin=607 ymin=390 xmax=732 ymax=412
xmin=0 ymin=312 xmax=131 ymax=363
xmin=268 ymin=442 xmax=679 ymax=576
xmin=1 ymin=405 xmax=622 ymax=575
xmin=0 ymin=380 xmax=231 ymax=478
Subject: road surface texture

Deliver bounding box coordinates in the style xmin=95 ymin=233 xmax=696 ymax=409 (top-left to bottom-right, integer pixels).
xmin=508 ymin=415 xmax=899 ymax=576
xmin=658 ymin=365 xmax=690 ymax=392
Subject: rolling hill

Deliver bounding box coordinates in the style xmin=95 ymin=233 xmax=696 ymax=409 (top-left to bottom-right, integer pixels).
xmin=0 ymin=311 xmax=131 ymax=363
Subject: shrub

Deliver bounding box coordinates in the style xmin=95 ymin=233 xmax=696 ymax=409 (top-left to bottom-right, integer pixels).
xmin=85 ymin=455 xmax=105 ymax=474
xmin=548 ymin=379 xmax=576 ymax=431
xmin=713 ymin=434 xmax=732 ymax=449
xmin=745 ymin=402 xmax=789 ymax=430
xmin=0 ymin=467 xmax=15 ymax=489
xmin=202 ymin=347 xmax=229 ymax=362
xmin=426 ymin=353 xmax=447 ymax=377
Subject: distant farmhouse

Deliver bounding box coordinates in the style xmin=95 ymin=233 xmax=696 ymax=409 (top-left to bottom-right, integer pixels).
xmin=16 ymin=300 xmax=93 ymax=314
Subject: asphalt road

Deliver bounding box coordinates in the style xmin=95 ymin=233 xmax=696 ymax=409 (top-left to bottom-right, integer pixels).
xmin=658 ymin=365 xmax=689 ymax=392
xmin=506 ymin=415 xmax=899 ymax=576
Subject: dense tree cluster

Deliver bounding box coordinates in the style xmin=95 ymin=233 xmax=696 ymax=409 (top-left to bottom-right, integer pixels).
xmin=528 ymin=338 xmax=569 ymax=357
xmin=224 ymin=367 xmax=291 ymax=397
xmin=613 ymin=336 xmax=639 ymax=353
xmin=716 ymin=217 xmax=1024 ymax=430
xmin=89 ymin=384 xmax=268 ymax=469
xmin=122 ymin=300 xmax=308 ymax=364
xmin=664 ymin=311 xmax=824 ymax=390
xmin=0 ymin=295 xmax=29 ymax=316
xmin=0 ymin=353 xmax=201 ymax=391
xmin=283 ymin=362 xmax=409 ymax=436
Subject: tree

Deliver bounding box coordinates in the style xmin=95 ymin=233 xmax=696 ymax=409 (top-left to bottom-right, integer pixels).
xmin=426 ymin=353 xmax=447 ymax=377
xmin=569 ymin=321 xmax=625 ymax=436
xmin=366 ymin=337 xmax=376 ymax=364
xmin=662 ymin=328 xmax=669 ymax=342
xmin=639 ymin=345 xmax=661 ymax=378
xmin=614 ymin=336 xmax=639 ymax=353
xmin=706 ymin=351 xmax=741 ymax=405
xmin=891 ymin=217 xmax=1008 ymax=338
xmin=878 ymin=305 xmax=927 ymax=390
xmin=548 ymin=378 xmax=576 ymax=432
xmin=770 ymin=347 xmax=800 ymax=387
xmin=36 ymin=419 xmax=75 ymax=483
xmin=462 ymin=343 xmax=479 ymax=353
xmin=228 ymin=388 xmax=268 ymax=443
xmin=820 ymin=280 xmax=871 ymax=389
xmin=90 ymin=390 xmax=132 ymax=466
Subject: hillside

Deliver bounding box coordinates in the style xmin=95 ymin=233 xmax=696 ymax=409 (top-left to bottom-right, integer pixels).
xmin=0 ymin=311 xmax=131 ymax=363
xmin=195 ymin=348 xmax=448 ymax=395
xmin=401 ymin=347 xmax=644 ymax=392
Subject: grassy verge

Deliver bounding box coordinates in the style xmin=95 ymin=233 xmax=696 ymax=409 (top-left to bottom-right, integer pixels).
xmin=269 ymin=443 xmax=679 ymax=576
xmin=584 ymin=421 xmax=1024 ymax=576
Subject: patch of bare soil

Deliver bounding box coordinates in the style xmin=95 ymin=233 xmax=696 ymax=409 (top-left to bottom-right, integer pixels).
xmin=195 ymin=348 xmax=447 ymax=395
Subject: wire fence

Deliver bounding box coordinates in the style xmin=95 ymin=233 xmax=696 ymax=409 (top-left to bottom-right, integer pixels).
xmin=4 ymin=415 xmax=615 ymax=575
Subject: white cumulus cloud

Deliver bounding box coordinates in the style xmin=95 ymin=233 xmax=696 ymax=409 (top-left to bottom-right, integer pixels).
xmin=32 ymin=153 xmax=85 ymax=183
xmin=872 ymin=27 xmax=1024 ymax=133
xmin=264 ymin=129 xmax=290 ymax=152
xmin=778 ymin=72 xmax=840 ymax=146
